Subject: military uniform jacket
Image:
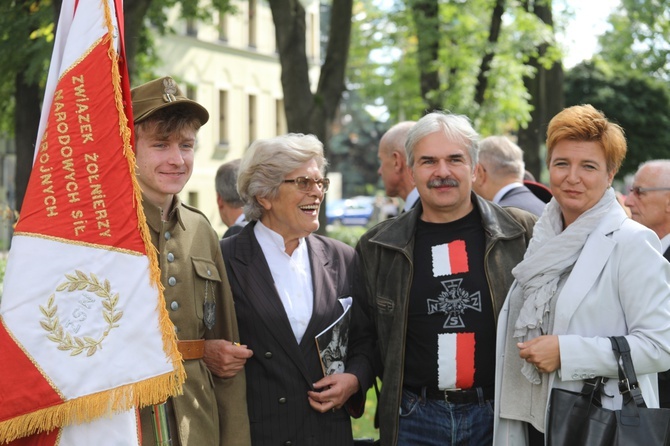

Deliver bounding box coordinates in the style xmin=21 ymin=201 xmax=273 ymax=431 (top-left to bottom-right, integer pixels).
xmin=139 ymin=196 xmax=251 ymax=446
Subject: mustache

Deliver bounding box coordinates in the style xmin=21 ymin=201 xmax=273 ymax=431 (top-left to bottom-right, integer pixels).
xmin=427 ymin=177 xmax=459 ymax=188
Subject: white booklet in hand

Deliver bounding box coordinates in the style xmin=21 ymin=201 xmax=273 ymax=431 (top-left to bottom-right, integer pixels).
xmin=315 ymin=297 xmax=353 ymax=376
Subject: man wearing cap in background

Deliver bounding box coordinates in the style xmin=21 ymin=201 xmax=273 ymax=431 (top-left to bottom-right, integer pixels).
xmin=132 ymin=76 xmax=251 ymax=446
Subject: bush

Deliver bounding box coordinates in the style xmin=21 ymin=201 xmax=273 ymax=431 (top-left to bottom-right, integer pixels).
xmin=326 ymin=225 xmax=368 ymax=247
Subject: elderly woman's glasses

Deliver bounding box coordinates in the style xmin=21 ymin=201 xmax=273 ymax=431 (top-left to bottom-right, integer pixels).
xmin=629 ymin=186 xmax=670 ymax=197
xmin=283 ymin=176 xmax=330 ymax=193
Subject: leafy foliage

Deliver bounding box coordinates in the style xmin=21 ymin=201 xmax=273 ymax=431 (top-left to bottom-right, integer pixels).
xmin=347 ymin=0 xmax=559 ymax=135
xmin=599 ymin=0 xmax=670 ymax=79
xmin=565 ymin=61 xmax=670 ymax=177
xmin=0 ymin=0 xmax=54 ymax=135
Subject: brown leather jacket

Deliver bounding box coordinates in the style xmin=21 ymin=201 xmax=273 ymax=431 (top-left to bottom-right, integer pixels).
xmin=355 ymin=194 xmax=536 ymax=446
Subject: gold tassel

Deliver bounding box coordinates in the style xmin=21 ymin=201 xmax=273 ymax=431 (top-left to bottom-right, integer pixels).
xmin=102 ymin=0 xmax=185 ymax=387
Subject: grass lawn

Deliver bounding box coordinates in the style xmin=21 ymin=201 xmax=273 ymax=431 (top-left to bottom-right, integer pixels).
xmin=352 ymin=382 xmax=380 ymax=440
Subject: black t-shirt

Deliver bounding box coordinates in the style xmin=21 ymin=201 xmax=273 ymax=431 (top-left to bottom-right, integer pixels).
xmin=403 ymin=206 xmax=496 ymax=392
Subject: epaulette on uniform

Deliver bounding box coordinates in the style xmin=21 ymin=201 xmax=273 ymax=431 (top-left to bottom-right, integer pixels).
xmin=181 ymin=202 xmax=212 ymax=224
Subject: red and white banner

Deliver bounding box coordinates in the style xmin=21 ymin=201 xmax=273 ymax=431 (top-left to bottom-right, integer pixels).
xmin=0 ymin=0 xmax=184 ymax=444
xmin=431 ymin=240 xmax=469 ymax=277
xmin=437 ymin=332 xmax=475 ymax=390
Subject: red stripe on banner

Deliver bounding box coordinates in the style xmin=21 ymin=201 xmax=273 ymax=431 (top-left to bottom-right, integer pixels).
xmin=6 ymin=429 xmax=59 ymax=446
xmin=455 ymin=332 xmax=475 ymax=389
xmin=0 ymin=320 xmax=63 ymax=422
xmin=448 ymin=240 xmax=469 ymax=275
xmin=15 ymin=39 xmax=143 ymax=254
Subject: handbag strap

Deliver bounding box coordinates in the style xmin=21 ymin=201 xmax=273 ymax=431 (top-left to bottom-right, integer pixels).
xmin=610 ymin=336 xmax=647 ymax=408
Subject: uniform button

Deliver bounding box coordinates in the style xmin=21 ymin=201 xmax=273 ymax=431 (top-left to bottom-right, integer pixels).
xmin=171 ymin=301 xmax=179 ymax=311
xmin=278 ymin=397 xmax=287 ymax=404
xmin=264 ymin=352 xmax=273 ymax=359
xmin=174 ymin=326 xmax=179 ymax=333
xmin=167 ymin=252 xmax=174 ymax=262
xmin=168 ymin=277 xmax=176 ymax=286
xmin=164 ymin=231 xmax=171 ymax=240
xmin=207 ymin=269 xmax=212 ymax=276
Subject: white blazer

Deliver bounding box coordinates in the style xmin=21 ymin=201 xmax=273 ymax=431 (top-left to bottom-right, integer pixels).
xmin=494 ymin=204 xmax=670 ymax=445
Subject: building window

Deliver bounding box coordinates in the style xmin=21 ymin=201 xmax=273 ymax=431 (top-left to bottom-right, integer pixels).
xmin=276 ymin=99 xmax=287 ymax=135
xmin=248 ymin=95 xmax=257 ymax=145
xmin=248 ymin=0 xmax=257 ymax=48
xmin=186 ymin=18 xmax=197 ymax=37
xmin=186 ymin=85 xmax=196 ymax=101
xmin=188 ymin=191 xmax=198 ymax=208
xmin=219 ymin=90 xmax=229 ymax=144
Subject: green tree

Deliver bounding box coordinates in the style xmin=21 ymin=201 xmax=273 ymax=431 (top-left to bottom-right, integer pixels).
xmin=328 ymin=89 xmax=386 ymax=198
xmin=564 ymin=61 xmax=670 ymax=177
xmin=598 ymin=0 xmax=670 ymax=79
xmin=348 ymin=0 xmax=561 ymax=139
xmin=0 ymin=0 xmax=54 ymax=213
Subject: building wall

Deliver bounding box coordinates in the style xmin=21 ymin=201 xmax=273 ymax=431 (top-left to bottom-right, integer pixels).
xmin=155 ymin=0 xmax=320 ymax=235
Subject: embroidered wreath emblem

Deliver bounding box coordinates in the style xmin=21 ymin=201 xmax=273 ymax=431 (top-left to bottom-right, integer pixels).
xmin=40 ymin=270 xmax=123 ymax=357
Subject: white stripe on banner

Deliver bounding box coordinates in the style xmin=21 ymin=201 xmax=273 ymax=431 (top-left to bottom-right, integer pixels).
xmin=59 ymin=409 xmax=140 ymax=445
xmin=2 ymin=236 xmax=169 ymax=399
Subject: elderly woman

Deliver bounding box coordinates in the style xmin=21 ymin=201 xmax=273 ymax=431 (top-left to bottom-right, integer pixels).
xmin=493 ymin=105 xmax=670 ymax=445
xmin=211 ymin=133 xmax=374 ymax=445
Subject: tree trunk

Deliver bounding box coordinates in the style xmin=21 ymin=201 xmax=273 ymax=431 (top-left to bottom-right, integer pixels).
xmin=14 ymin=72 xmax=42 ymax=213
xmin=411 ymin=0 xmax=441 ymax=111
xmin=517 ymin=0 xmax=563 ymax=180
xmin=123 ymin=0 xmax=154 ymax=79
xmin=269 ymin=0 xmax=353 ymax=233
xmin=474 ymin=0 xmax=505 ymax=106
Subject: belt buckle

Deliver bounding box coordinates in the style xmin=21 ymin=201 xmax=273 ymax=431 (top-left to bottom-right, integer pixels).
xmin=443 ymin=388 xmax=461 ymax=403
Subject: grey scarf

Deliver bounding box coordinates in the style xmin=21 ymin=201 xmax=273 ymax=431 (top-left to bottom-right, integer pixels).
xmin=512 ymin=187 xmax=617 ymax=384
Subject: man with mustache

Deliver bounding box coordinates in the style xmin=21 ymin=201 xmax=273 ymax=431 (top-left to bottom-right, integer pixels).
xmin=355 ymin=112 xmax=536 ymax=445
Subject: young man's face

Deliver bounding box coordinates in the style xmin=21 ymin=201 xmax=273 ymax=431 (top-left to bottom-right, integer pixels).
xmin=135 ymin=126 xmax=196 ymax=209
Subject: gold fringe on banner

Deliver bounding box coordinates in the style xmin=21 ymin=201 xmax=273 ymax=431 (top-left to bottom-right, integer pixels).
xmin=103 ymin=0 xmax=185 ymax=394
xmin=0 ymin=364 xmax=182 ymax=443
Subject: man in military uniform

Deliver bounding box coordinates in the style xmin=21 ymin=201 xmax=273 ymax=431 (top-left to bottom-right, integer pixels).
xmin=132 ymin=76 xmax=252 ymax=446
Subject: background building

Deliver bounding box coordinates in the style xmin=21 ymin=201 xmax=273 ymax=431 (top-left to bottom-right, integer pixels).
xmin=155 ymin=1 xmax=321 ymax=234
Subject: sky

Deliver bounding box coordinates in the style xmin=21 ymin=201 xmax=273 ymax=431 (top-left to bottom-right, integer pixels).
xmin=557 ymin=0 xmax=621 ymax=68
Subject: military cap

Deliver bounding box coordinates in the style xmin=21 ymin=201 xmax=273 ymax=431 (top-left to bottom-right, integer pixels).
xmin=131 ymin=76 xmax=209 ymax=125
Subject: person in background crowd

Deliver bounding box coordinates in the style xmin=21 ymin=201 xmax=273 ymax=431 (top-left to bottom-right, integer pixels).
xmin=132 ymin=76 xmax=251 ymax=446
xmin=377 ymin=121 xmax=419 ymax=212
xmin=474 ymin=136 xmax=547 ymax=216
xmin=211 ymin=133 xmax=375 ymax=445
xmin=625 ymin=159 xmax=670 ymax=407
xmin=494 ymin=105 xmax=670 ymax=445
xmin=215 ymin=158 xmax=248 ymax=238
xmin=357 ymin=111 xmax=536 ymax=446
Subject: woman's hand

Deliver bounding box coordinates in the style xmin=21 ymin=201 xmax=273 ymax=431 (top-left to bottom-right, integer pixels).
xmin=307 ymin=373 xmax=360 ymax=413
xmin=203 ymin=339 xmax=253 ymax=378
xmin=518 ymin=335 xmax=561 ymax=373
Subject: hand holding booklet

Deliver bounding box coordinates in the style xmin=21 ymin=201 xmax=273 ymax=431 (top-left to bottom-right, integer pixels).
xmin=315 ymin=297 xmax=352 ymax=376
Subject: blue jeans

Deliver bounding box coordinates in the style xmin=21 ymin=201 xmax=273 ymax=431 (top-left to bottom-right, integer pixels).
xmin=397 ymin=387 xmax=494 ymax=446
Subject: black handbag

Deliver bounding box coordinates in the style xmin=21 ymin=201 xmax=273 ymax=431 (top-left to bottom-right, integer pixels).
xmin=547 ymin=336 xmax=670 ymax=446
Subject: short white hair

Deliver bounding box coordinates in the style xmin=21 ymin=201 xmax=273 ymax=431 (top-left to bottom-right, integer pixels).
xmin=238 ymin=134 xmax=327 ymax=221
